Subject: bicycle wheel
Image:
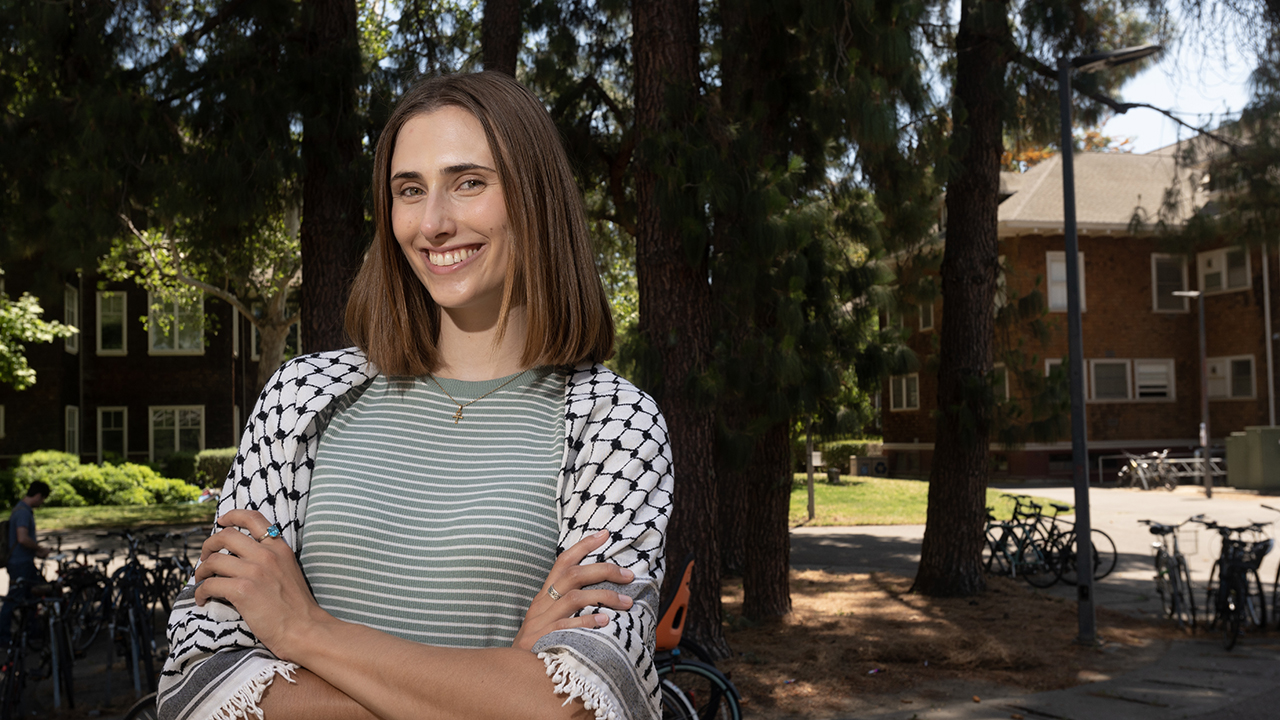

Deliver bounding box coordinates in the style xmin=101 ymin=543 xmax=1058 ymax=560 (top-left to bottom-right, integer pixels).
xmin=1223 ymin=576 xmax=1242 ymax=650
xmin=1055 ymin=531 xmax=1104 ymax=585
xmin=1246 ymin=569 xmax=1267 ymax=630
xmin=1090 ymin=530 xmax=1118 ymax=579
xmin=123 ymin=691 xmax=158 ymax=720
xmin=1158 ymin=468 xmax=1178 ymax=491
xmin=54 ymin=619 xmax=75 ymax=709
xmin=1205 ymin=562 xmax=1221 ymax=629
xmin=1175 ymin=555 xmax=1197 ymax=630
xmin=983 ymin=528 xmax=1011 ymax=576
xmin=0 ymin=645 xmax=23 ymax=720
xmin=1154 ymin=550 xmax=1174 ymax=619
xmin=661 ymin=679 xmax=697 ymax=720
xmin=1273 ymin=563 xmax=1280 ymax=631
xmin=68 ymin=584 xmax=106 ymax=656
xmin=1021 ymin=537 xmax=1061 ymax=588
xmin=658 ymin=659 xmax=742 ymax=720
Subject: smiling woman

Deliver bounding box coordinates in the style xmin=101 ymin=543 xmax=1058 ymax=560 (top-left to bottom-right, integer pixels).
xmin=157 ymin=73 xmax=673 ymax=720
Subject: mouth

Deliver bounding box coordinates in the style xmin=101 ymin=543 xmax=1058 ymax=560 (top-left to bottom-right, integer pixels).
xmin=427 ymin=245 xmax=481 ymax=267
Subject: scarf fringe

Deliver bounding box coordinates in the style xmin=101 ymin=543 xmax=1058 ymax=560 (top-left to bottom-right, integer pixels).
xmin=210 ymin=661 xmax=298 ymax=720
xmin=540 ymin=651 xmax=620 ymax=720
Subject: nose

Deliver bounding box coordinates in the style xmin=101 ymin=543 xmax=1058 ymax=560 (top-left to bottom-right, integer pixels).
xmin=418 ymin=190 xmax=456 ymax=241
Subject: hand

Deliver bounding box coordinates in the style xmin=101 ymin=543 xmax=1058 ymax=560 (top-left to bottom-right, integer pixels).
xmin=192 ymin=509 xmax=326 ymax=661
xmin=511 ymin=530 xmax=637 ymax=652
xmin=35 ymin=546 xmax=49 ymax=559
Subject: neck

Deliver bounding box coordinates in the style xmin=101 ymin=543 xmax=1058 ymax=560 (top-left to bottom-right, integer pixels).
xmin=435 ymin=304 xmax=530 ymax=381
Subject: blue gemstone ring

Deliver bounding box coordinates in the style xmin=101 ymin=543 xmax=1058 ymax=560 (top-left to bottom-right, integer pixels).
xmin=258 ymin=524 xmax=282 ymax=542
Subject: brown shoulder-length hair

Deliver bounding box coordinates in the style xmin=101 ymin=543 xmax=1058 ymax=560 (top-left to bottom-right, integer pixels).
xmin=345 ymin=72 xmax=614 ymax=375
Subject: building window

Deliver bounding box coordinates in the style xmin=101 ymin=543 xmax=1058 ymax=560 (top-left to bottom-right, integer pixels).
xmin=1151 ymin=255 xmax=1188 ymax=312
xmin=150 ymin=406 xmax=205 ymax=461
xmin=889 ymin=374 xmax=919 ymax=411
xmin=992 ymin=364 xmax=1009 ymax=402
xmin=64 ymin=284 xmax=80 ymax=354
xmin=98 ymin=407 xmax=128 ymax=464
xmin=1045 ymin=358 xmax=1064 ymax=377
xmin=65 ymin=406 xmax=80 ymax=455
xmin=96 ymin=291 xmax=127 ymax=355
xmin=993 ymin=255 xmax=1008 ymax=312
xmin=1046 ymin=252 xmax=1086 ymax=312
xmin=1208 ymin=355 xmax=1255 ymax=399
xmin=1198 ymin=247 xmax=1249 ymax=294
xmin=1090 ymin=360 xmax=1130 ymax=401
xmin=919 ymin=302 xmax=934 ymax=331
xmin=148 ymin=293 xmax=204 ymax=355
xmin=1134 ymin=359 xmax=1176 ymax=400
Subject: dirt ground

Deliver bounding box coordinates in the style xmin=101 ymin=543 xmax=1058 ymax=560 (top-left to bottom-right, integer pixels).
xmin=717 ymin=570 xmax=1181 ymax=719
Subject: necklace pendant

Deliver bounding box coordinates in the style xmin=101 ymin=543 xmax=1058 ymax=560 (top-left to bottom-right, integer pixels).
xmin=452 ymin=407 xmax=464 ymax=424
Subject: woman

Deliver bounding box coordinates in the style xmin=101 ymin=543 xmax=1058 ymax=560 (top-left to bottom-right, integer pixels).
xmin=158 ymin=72 xmax=672 ymax=720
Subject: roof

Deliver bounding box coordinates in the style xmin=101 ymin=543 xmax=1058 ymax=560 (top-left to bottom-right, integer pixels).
xmin=997 ymin=151 xmax=1201 ymax=237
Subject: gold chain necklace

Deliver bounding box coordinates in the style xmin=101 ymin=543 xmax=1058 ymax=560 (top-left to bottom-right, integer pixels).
xmin=429 ymin=372 xmax=524 ymax=424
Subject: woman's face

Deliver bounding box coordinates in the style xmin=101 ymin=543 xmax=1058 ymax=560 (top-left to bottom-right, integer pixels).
xmin=389 ymin=106 xmax=513 ymax=321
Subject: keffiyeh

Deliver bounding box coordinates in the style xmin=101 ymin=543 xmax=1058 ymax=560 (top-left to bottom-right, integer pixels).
xmin=158 ymin=348 xmax=672 ymax=720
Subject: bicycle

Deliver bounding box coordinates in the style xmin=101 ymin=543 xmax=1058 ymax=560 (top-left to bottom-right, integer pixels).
xmin=1118 ymin=450 xmax=1177 ymax=491
xmin=655 ymin=555 xmax=742 ymax=720
xmin=0 ymin=577 xmax=76 ymax=719
xmin=983 ymin=497 xmax=1060 ymax=588
xmin=1138 ymin=517 xmax=1197 ymax=630
xmin=123 ymin=691 xmax=158 ymax=720
xmin=1198 ymin=518 xmax=1271 ymax=650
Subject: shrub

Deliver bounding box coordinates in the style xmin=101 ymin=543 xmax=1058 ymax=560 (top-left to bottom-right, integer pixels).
xmin=144 ymin=477 xmax=202 ymax=504
xmin=818 ymin=440 xmax=886 ymax=476
xmin=13 ymin=451 xmax=85 ymax=507
xmin=195 ymin=448 xmax=237 ymax=488
xmin=162 ymin=452 xmax=199 ymax=484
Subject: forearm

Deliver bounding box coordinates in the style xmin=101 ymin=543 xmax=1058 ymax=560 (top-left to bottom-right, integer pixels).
xmin=259 ymin=668 xmax=381 ymax=720
xmin=276 ymin=612 xmax=592 ymax=720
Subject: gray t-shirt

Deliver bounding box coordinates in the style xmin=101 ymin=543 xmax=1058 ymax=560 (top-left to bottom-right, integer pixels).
xmin=8 ymin=502 xmax=35 ymax=566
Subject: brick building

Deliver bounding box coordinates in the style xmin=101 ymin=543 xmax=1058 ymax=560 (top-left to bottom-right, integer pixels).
xmin=0 ymin=263 xmax=287 ymax=465
xmin=883 ymin=144 xmax=1275 ymax=482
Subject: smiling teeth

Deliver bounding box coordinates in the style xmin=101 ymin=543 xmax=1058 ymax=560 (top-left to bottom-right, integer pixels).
xmin=428 ymin=247 xmax=478 ymax=267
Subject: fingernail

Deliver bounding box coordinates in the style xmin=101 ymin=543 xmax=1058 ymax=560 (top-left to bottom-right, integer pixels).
xmin=595 ymin=613 xmax=609 ymax=627
xmin=594 ymin=529 xmax=609 ymax=539
xmin=621 ymin=568 xmax=634 ymax=581
xmin=617 ymin=593 xmax=633 ymax=608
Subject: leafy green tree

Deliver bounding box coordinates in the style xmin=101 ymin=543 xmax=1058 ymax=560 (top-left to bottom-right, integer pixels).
xmin=0 ymin=279 xmax=76 ymax=391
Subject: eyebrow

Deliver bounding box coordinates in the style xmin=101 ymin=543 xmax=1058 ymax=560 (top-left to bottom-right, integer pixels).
xmin=390 ymin=163 xmax=496 ymax=183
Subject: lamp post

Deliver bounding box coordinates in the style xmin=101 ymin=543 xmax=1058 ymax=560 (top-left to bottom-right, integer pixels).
xmin=1174 ymin=289 xmax=1211 ymax=498
xmin=1057 ymin=43 xmax=1162 ymax=646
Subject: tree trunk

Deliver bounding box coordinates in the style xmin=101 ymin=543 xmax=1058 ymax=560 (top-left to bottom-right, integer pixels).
xmin=912 ymin=0 xmax=1008 ymax=598
xmin=742 ymin=422 xmax=793 ymax=620
xmin=482 ymin=0 xmax=520 ymax=76
xmin=633 ymin=0 xmax=726 ymax=657
xmin=299 ymin=0 xmax=365 ymax=353
xmin=255 ymin=320 xmax=294 ymax=393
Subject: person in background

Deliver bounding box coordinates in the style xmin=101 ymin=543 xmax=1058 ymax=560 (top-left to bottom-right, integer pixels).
xmin=0 ymin=481 xmax=51 ymax=649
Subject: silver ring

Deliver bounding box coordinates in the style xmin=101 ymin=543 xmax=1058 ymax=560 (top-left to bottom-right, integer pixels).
xmin=547 ymin=585 xmax=562 ymax=601
xmin=258 ymin=524 xmax=282 ymax=542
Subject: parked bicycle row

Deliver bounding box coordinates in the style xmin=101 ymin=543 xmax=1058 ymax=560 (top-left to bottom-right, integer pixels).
xmin=983 ymin=494 xmax=1117 ymax=588
xmin=1139 ymin=507 xmax=1280 ymax=650
xmin=0 ymin=528 xmax=201 ymax=719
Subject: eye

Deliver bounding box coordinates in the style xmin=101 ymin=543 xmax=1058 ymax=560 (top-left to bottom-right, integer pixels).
xmin=459 ymin=178 xmax=486 ymax=192
xmin=396 ymin=185 xmax=424 ymax=198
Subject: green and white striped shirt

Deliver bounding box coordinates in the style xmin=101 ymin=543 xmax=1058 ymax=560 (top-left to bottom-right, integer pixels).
xmin=300 ymin=367 xmax=565 ymax=648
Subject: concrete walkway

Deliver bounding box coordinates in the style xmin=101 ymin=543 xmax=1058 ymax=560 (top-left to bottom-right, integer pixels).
xmin=791 ymin=485 xmax=1280 ymax=719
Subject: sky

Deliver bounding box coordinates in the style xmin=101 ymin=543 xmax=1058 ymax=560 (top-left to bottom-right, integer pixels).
xmin=1100 ymin=31 xmax=1255 ymax=154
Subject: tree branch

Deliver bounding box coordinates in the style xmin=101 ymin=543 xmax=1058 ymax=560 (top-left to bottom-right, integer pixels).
xmin=1009 ymin=48 xmax=1243 ymax=152
xmin=119 ymin=215 xmax=256 ymax=322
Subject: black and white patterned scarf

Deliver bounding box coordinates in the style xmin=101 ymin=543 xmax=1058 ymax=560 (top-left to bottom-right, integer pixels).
xmin=157 ymin=348 xmax=672 ymax=720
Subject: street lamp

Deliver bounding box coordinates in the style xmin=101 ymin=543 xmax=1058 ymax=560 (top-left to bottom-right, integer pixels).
xmin=1057 ymin=42 xmax=1162 ymax=646
xmin=1174 ymin=289 xmax=1211 ymax=498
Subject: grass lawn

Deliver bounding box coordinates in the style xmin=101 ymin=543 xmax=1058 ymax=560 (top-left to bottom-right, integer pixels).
xmin=790 ymin=474 xmax=1069 ymax=527
xmin=36 ymin=502 xmax=218 ymax=531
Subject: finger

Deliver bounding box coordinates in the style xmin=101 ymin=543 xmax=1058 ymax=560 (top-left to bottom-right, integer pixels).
xmin=218 ymin=509 xmax=272 ymax=537
xmin=192 ymin=552 xmax=250 ymax=584
xmin=193 ymin=575 xmax=245 ymax=608
xmin=553 ymin=589 xmax=635 ymax=613
xmin=557 ymin=562 xmax=636 ymax=591
xmin=200 ymin=525 xmax=267 ymax=563
xmin=554 ymin=529 xmax=610 ymax=570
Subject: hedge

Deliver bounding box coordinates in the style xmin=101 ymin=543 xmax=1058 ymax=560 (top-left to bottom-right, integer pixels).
xmin=5 ymin=451 xmax=200 ymax=507
xmin=195 ymin=448 xmax=237 ymax=488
